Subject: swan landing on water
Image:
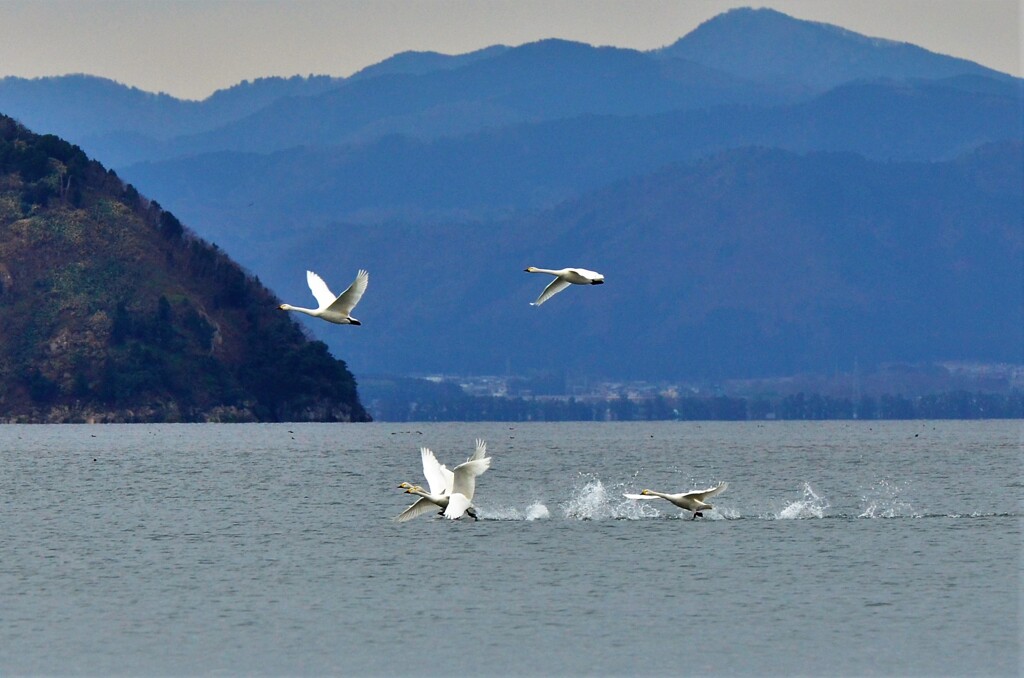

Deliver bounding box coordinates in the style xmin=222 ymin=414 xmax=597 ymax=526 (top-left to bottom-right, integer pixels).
xmin=523 ymin=266 xmax=604 ymax=306
xmin=278 ymin=269 xmax=368 ymax=325
xmin=396 ymin=439 xmax=491 ymax=522
xmin=624 ymin=482 xmax=728 ymax=519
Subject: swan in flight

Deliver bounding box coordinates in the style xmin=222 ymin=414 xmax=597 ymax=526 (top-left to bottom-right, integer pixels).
xmin=523 ymin=266 xmax=604 ymax=306
xmin=624 ymin=482 xmax=728 ymax=519
xmin=396 ymin=439 xmax=491 ymax=521
xmin=278 ymin=269 xmax=368 ymax=325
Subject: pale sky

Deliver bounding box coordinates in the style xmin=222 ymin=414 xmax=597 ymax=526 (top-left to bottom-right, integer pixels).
xmin=0 ymin=0 xmax=1019 ymax=100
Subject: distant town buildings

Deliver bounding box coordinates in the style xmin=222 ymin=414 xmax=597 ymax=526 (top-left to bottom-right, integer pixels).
xmin=364 ymin=363 xmax=1024 ymax=422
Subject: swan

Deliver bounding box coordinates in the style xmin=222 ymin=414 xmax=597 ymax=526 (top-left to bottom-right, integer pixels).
xmin=278 ymin=269 xmax=368 ymax=324
xmin=395 ymin=439 xmax=491 ymax=521
xmin=623 ymin=482 xmax=728 ymax=519
xmin=523 ymin=266 xmax=604 ymax=306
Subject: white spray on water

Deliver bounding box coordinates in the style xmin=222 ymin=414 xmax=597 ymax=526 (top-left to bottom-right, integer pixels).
xmin=775 ymin=483 xmax=829 ymax=519
xmin=858 ymin=479 xmax=917 ymax=518
xmin=478 ymin=501 xmax=551 ymax=521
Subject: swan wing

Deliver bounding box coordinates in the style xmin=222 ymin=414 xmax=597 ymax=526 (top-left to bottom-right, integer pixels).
xmin=394 ymin=497 xmax=439 ymax=523
xmin=470 ymin=438 xmax=487 ymax=461
xmin=623 ymin=493 xmax=660 ymax=500
xmin=305 ymin=270 xmax=337 ymax=311
xmin=684 ymin=482 xmax=728 ymax=501
xmin=420 ymin=447 xmax=450 ymax=496
xmin=327 ymin=269 xmax=369 ymax=315
xmin=570 ymin=268 xmax=603 ymax=281
xmin=531 ymin=277 xmax=571 ymax=306
xmin=444 ymin=493 xmax=472 ymax=520
xmin=440 ymin=466 xmax=455 ymax=494
xmin=451 ymin=456 xmax=491 ymax=500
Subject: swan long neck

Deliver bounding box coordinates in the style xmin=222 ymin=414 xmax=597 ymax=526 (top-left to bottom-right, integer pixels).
xmin=526 ymin=267 xmax=561 ymax=275
xmin=408 ymin=487 xmax=446 ymax=504
xmin=644 ymin=490 xmax=672 ymax=500
xmin=280 ymin=304 xmax=318 ymax=316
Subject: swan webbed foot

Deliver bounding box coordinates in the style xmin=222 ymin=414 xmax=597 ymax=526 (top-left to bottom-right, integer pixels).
xmin=692 ymin=511 xmax=703 ymax=520
xmin=467 ymin=507 xmax=479 ymax=521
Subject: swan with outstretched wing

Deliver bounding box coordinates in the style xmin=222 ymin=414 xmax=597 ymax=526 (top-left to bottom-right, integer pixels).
xmin=523 ymin=266 xmax=604 ymax=306
xmin=279 ymin=269 xmax=368 ymax=325
xmin=396 ymin=440 xmax=491 ymax=521
xmin=624 ymin=482 xmax=728 ymax=519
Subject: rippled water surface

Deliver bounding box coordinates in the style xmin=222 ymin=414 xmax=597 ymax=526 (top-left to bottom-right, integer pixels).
xmin=1 ymin=421 xmax=1020 ymax=676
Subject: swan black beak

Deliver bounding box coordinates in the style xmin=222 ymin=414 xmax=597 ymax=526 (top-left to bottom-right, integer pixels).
xmin=350 ymin=319 xmax=361 ymax=326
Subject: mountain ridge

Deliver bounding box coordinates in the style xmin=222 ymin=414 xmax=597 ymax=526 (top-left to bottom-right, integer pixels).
xmin=657 ymin=7 xmax=1013 ymax=86
xmin=0 ymin=73 xmax=345 ymax=165
xmin=116 ymin=73 xmax=1022 ymax=247
xmin=1 ymin=8 xmax=1015 ymax=167
xmin=0 ymin=7 xmax=1020 ymax=392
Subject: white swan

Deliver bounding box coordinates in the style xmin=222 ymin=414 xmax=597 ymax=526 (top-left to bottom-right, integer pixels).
xmin=624 ymin=482 xmax=728 ymax=519
xmin=278 ymin=269 xmax=368 ymax=325
xmin=396 ymin=439 xmax=491 ymax=521
xmin=523 ymin=266 xmax=604 ymax=306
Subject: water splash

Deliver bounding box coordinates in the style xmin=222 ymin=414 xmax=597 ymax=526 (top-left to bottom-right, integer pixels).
xmin=524 ymin=502 xmax=550 ymax=521
xmin=557 ymin=476 xmax=653 ymax=520
xmin=560 ymin=476 xmax=734 ymax=520
xmin=713 ymin=506 xmax=741 ymax=520
xmin=478 ymin=502 xmax=550 ymax=521
xmin=561 ymin=478 xmax=615 ymax=520
xmin=775 ymin=483 xmax=829 ymax=519
xmin=859 ymin=479 xmax=917 ymax=518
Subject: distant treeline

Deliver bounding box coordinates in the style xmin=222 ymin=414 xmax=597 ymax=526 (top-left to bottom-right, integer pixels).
xmin=366 ymin=388 xmax=1024 ymax=422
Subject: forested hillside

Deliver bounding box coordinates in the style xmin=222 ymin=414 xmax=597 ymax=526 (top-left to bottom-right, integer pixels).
xmin=0 ymin=116 xmax=369 ymax=422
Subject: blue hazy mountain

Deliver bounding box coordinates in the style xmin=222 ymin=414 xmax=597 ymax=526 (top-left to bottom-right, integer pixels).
xmin=0 ymin=8 xmax=1012 ymax=166
xmin=348 ymin=45 xmax=511 ymax=80
xmin=261 ymin=142 xmax=1022 ymax=380
xmin=119 ymin=75 xmax=1022 ymax=240
xmin=656 ymin=7 xmax=1013 ymax=88
xmin=0 ymin=73 xmax=344 ymax=165
xmin=147 ymin=38 xmax=781 ymax=162
xmin=0 ymin=7 xmax=1020 ymax=385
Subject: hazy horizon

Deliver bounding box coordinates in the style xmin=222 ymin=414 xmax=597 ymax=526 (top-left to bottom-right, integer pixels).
xmin=0 ymin=0 xmax=1019 ymax=100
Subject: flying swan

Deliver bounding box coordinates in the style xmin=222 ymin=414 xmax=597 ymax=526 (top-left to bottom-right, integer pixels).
xmin=623 ymin=482 xmax=728 ymax=519
xmin=523 ymin=267 xmax=604 ymax=306
xmin=278 ymin=269 xmax=368 ymax=325
xmin=396 ymin=439 xmax=491 ymax=521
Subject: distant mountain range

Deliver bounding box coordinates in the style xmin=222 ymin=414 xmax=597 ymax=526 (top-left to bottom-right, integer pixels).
xmin=119 ymin=74 xmax=1022 ymax=234
xmin=0 ymin=7 xmax=1020 ymax=386
xmin=1 ymin=8 xmax=1014 ymax=166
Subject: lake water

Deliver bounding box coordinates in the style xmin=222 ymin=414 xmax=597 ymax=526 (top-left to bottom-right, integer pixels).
xmin=0 ymin=421 xmax=1019 ymax=676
